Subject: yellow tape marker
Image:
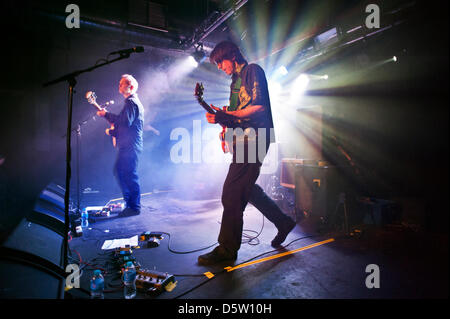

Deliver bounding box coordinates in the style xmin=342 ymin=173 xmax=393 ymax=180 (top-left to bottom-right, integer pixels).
xmin=224 ymin=238 xmax=335 ymax=273
xmin=203 ymin=271 xmax=215 ymax=279
xmin=165 ymin=281 xmax=178 ymax=292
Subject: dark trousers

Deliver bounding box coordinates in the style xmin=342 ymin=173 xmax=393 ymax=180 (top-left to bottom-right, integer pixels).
xmin=114 ymin=149 xmax=141 ymax=211
xmin=218 ymin=156 xmax=293 ymax=253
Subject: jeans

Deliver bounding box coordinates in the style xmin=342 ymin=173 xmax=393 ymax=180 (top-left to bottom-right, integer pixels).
xmin=114 ymin=149 xmax=141 ymax=211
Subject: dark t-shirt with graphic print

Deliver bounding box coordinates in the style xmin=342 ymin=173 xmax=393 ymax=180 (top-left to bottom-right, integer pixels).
xmin=227 ymin=63 xmax=275 ymax=146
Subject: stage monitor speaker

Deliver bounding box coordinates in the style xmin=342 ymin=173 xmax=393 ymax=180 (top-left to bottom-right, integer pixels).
xmin=2 ymin=218 xmax=64 ymax=268
xmin=0 ymin=211 xmax=66 ymax=298
xmin=294 ymin=165 xmax=340 ymax=221
xmin=29 ymin=183 xmax=68 ymax=236
xmin=0 ymin=183 xmax=69 ymax=298
xmin=0 ymin=246 xmax=65 ymax=299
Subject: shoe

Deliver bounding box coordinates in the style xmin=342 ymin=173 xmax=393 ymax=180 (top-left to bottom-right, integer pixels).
xmin=118 ymin=207 xmax=141 ymax=217
xmin=198 ymin=246 xmax=237 ymax=266
xmin=271 ymin=219 xmax=296 ymax=247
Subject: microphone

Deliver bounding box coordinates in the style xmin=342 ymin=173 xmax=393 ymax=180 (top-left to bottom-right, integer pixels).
xmin=108 ymin=46 xmax=144 ymax=55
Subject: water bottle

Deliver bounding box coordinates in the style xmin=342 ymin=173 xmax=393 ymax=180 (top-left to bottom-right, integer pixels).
xmin=81 ymin=210 xmax=89 ymax=228
xmin=90 ymin=269 xmax=104 ymax=299
xmin=122 ymin=261 xmax=137 ymax=299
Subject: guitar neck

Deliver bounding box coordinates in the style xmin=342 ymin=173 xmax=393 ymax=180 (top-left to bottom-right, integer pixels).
xmin=198 ymin=99 xmax=215 ymax=114
xmin=91 ymin=101 xmax=102 ymax=111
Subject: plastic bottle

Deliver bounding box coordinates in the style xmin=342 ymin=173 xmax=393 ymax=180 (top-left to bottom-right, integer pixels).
xmin=81 ymin=210 xmax=89 ymax=228
xmin=122 ymin=261 xmax=137 ymax=299
xmin=90 ymin=269 xmax=104 ymax=299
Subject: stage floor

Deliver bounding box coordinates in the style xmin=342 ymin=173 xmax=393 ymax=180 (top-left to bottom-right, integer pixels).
xmin=68 ymin=191 xmax=448 ymax=299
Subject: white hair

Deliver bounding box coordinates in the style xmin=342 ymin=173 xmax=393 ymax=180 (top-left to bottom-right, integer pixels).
xmin=121 ymin=74 xmax=139 ymax=94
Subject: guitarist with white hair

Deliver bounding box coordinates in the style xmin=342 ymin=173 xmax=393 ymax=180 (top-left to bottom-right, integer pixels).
xmin=97 ymin=74 xmax=144 ymax=217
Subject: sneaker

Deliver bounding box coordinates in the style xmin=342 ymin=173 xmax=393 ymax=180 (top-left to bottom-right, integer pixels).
xmin=118 ymin=207 xmax=141 ymax=217
xmin=271 ymin=219 xmax=296 ymax=247
xmin=198 ymin=246 xmax=237 ymax=265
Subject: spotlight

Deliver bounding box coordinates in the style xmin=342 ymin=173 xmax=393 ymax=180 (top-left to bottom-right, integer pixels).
xmin=289 ymin=73 xmax=310 ymax=103
xmin=294 ymin=74 xmax=309 ymax=91
xmin=191 ymin=44 xmax=206 ymax=64
xmin=392 ymin=56 xmax=397 ymax=62
xmin=277 ymin=66 xmax=288 ymax=76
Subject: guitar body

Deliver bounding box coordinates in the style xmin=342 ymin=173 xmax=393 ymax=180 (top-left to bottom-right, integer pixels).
xmin=194 ymin=83 xmax=229 ymax=153
xmin=86 ymin=91 xmax=116 ymax=147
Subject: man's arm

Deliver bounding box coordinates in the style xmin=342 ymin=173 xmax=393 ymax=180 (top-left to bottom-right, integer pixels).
xmin=227 ymin=104 xmax=265 ymax=119
xmin=98 ymin=100 xmax=137 ymax=127
xmin=206 ymin=105 xmax=265 ymax=125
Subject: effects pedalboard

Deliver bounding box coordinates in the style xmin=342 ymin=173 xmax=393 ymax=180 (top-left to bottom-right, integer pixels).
xmin=113 ymin=239 xmax=177 ymax=296
xmin=135 ymin=268 xmax=177 ymax=295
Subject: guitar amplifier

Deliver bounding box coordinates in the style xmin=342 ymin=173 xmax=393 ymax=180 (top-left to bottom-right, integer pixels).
xmin=294 ymin=165 xmax=340 ymax=220
xmin=280 ymin=158 xmax=328 ymax=189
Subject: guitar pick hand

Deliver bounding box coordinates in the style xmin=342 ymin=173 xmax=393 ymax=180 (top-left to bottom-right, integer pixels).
xmin=206 ymin=105 xmax=236 ymax=126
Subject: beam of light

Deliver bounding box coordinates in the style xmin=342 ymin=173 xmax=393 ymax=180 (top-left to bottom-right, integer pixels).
xmin=286 ymin=73 xmax=309 ymax=106
xmin=307 ymin=73 xmax=329 ymax=80
xmin=210 ymin=0 xmax=418 ymax=200
xmin=268 ymin=80 xmax=283 ymax=103
xmin=138 ymin=54 xmax=203 ymax=125
xmin=293 ymin=73 xmax=310 ymax=92
xmin=269 ymin=65 xmax=289 ymax=82
xmin=187 ymin=56 xmax=199 ymax=68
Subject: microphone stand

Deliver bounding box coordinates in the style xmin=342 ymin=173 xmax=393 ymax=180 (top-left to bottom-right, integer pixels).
xmin=76 ymin=123 xmax=81 ymax=216
xmin=62 ymin=114 xmax=102 ymax=217
xmin=43 ymin=53 xmax=132 ymax=271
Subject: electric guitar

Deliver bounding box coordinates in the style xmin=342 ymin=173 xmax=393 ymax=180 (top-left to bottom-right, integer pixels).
xmin=85 ymin=91 xmax=116 ymax=147
xmin=194 ymin=82 xmax=229 ymax=153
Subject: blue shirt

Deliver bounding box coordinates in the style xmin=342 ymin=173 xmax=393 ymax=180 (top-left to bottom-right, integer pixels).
xmin=105 ymin=94 xmax=144 ymax=152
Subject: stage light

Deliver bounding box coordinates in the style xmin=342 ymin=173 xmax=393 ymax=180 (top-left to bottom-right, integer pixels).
xmin=192 ymin=50 xmax=206 ymax=63
xmin=294 ymin=73 xmax=309 ymax=91
xmin=392 ymin=56 xmax=397 ymax=62
xmin=271 ymin=66 xmax=288 ymax=80
xmin=288 ymin=73 xmax=310 ymax=104
xmin=323 ymin=74 xmax=329 ymax=80
xmin=191 ymin=43 xmax=207 ymax=64
xmin=187 ymin=56 xmax=198 ymax=68
xmin=277 ymin=66 xmax=288 ymax=76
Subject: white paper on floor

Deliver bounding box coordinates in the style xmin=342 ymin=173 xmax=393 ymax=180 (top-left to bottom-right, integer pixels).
xmin=101 ymin=235 xmax=138 ymax=250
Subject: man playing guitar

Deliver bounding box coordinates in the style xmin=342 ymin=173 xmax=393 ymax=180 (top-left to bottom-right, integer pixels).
xmin=96 ymin=74 xmax=144 ymax=217
xmin=197 ymin=41 xmax=296 ymax=265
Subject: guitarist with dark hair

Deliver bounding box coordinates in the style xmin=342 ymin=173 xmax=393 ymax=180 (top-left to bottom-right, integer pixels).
xmin=196 ymin=41 xmax=296 ymax=265
xmin=96 ymin=74 xmax=144 ymax=217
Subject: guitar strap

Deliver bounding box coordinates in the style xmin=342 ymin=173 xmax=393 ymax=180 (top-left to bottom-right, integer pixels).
xmin=228 ymin=76 xmax=242 ymax=111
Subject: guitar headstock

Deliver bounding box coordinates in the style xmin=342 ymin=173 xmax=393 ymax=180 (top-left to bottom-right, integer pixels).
xmin=85 ymin=91 xmax=97 ymax=105
xmin=194 ymin=82 xmax=204 ymax=102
